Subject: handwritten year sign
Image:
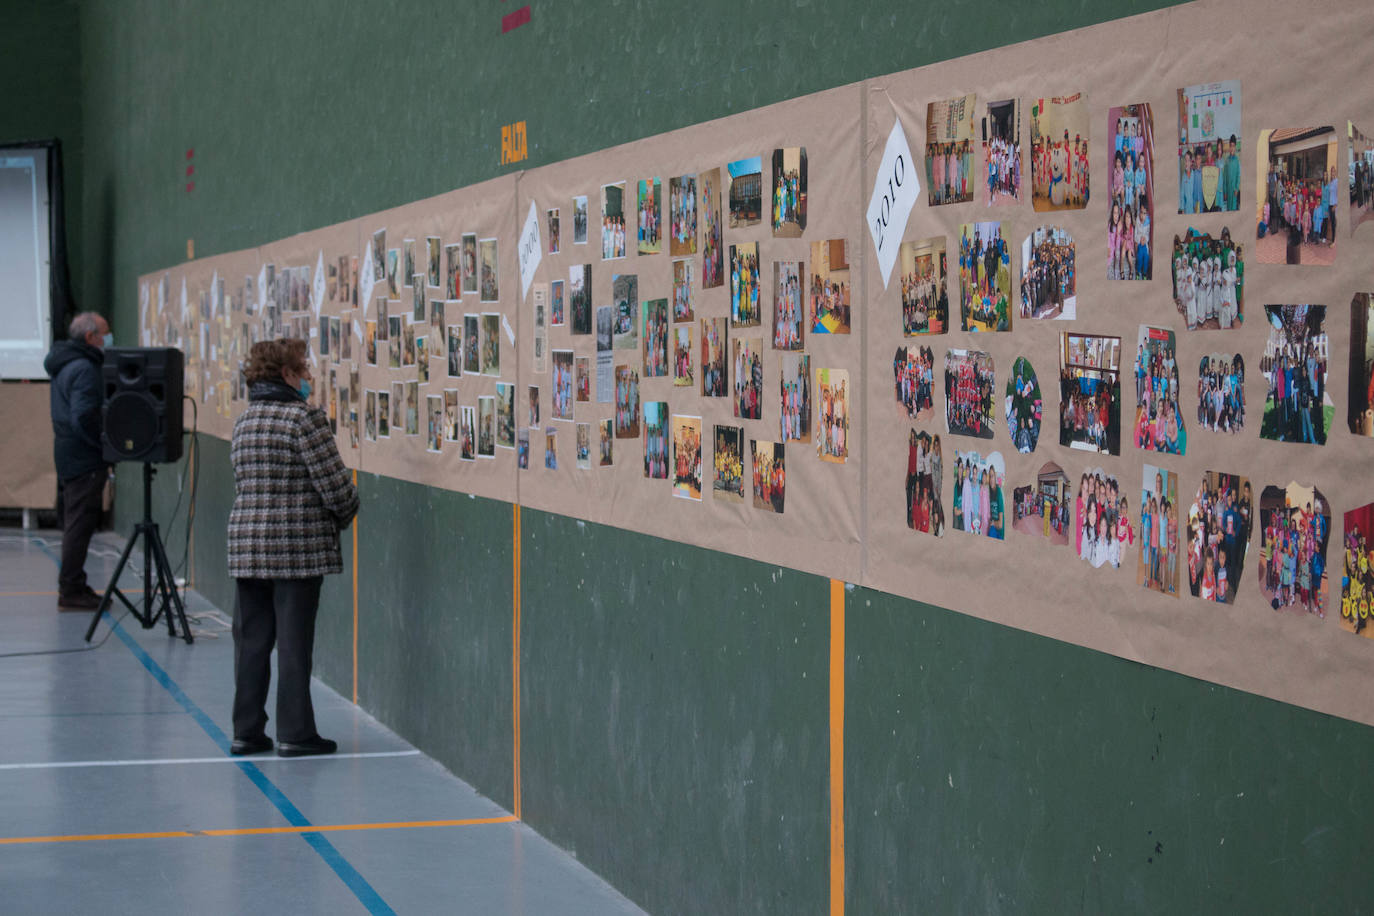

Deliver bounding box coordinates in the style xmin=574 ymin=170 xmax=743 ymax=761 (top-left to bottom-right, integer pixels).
xmin=518 ymin=199 xmax=543 ymax=301
xmin=866 ymin=117 xmax=920 ymax=289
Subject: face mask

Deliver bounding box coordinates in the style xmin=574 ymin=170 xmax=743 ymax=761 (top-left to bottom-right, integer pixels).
xmin=101 ymin=333 xmax=114 ymax=348
xmin=297 ymin=379 xmax=312 ymax=400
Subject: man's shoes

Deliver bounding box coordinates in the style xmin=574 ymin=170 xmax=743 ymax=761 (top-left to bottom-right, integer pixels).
xmin=230 ymin=735 xmax=274 ymax=755
xmin=57 ymin=588 xmax=102 ymax=611
xmin=277 ymin=736 xmax=338 ymax=758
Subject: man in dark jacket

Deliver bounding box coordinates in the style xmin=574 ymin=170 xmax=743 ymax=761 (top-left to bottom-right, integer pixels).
xmin=43 ymin=312 xmax=111 ymax=610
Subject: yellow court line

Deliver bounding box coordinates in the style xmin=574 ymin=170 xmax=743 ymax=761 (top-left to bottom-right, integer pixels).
xmin=512 ymin=503 xmax=523 ymax=820
xmin=0 ymin=591 xmax=59 ymax=596
xmin=829 ymin=578 xmax=845 ymax=916
xmin=0 ymin=815 xmax=518 ymax=846
xmin=352 ymin=468 xmax=359 ymax=705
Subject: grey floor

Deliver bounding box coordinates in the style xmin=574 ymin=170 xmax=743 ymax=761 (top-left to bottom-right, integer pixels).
xmin=0 ymin=531 xmax=644 ymax=916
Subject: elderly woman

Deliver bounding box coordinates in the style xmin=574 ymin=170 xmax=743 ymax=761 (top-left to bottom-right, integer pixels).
xmin=228 ymin=339 xmax=358 ymax=757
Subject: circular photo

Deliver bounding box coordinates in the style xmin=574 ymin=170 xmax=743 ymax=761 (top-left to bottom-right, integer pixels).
xmin=1005 ymin=356 xmax=1042 ymax=452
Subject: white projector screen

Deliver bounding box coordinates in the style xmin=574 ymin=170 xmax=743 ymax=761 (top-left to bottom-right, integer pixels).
xmin=0 ymin=149 xmax=53 ymax=380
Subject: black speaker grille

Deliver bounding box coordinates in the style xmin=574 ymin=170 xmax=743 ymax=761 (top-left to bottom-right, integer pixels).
xmin=105 ymin=391 xmax=161 ymax=459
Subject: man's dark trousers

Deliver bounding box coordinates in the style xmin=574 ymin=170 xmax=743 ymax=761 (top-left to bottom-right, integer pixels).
xmin=59 ymin=468 xmax=106 ymax=597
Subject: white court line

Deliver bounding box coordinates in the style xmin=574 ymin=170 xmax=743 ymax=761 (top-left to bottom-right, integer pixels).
xmin=0 ymin=749 xmax=422 ymax=771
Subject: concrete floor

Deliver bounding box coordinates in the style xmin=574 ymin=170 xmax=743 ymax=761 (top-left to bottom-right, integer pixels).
xmin=0 ymin=531 xmax=644 ymax=916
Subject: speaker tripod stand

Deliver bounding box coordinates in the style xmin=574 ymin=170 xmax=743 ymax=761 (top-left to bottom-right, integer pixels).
xmin=85 ymin=462 xmax=193 ymax=644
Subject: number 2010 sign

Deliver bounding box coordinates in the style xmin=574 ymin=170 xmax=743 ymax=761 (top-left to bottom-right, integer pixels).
xmin=866 ymin=118 xmax=920 ymax=289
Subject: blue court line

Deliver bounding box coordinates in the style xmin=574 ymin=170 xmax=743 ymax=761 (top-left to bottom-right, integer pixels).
xmin=29 ymin=535 xmax=395 ymax=916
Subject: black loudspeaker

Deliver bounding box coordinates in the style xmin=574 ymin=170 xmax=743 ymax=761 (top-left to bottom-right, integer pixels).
xmin=102 ymin=347 xmax=185 ymax=464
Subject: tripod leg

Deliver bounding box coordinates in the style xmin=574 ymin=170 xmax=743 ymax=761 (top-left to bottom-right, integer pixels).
xmin=149 ymin=524 xmax=194 ymax=645
xmin=85 ymin=526 xmax=140 ymax=642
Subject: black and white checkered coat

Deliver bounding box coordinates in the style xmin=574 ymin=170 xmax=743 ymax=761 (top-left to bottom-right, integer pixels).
xmin=228 ymin=385 xmax=359 ymax=579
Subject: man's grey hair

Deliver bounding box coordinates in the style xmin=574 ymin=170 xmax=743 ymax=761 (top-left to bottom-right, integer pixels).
xmin=69 ymin=312 xmax=104 ymax=341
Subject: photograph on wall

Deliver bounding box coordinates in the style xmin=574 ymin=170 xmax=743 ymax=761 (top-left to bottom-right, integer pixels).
xmin=773 ymin=259 xmax=804 ymax=350
xmin=462 ymin=313 xmax=480 ymax=375
xmin=771 ymin=147 xmax=807 ymax=237
xmin=549 ymin=278 xmax=565 ymax=327
xmin=411 ymin=273 xmax=427 ymax=322
xmin=900 ymin=236 xmax=947 ymax=336
xmin=402 ymin=323 xmax=416 ymax=367
xmin=906 ymin=430 xmax=945 ymax=536
xmin=377 ymin=298 xmax=389 ymax=342
xmin=951 ymin=449 xmax=1004 ymax=539
xmin=815 ymin=367 xmax=850 ymax=463
xmin=809 ymin=239 xmax=850 ymax=334
xmin=733 ymin=336 xmax=763 ymax=421
xmin=528 ymin=385 xmax=540 ymax=427
xmin=672 ymin=415 xmax=703 ymax=500
xmin=404 ymin=381 xmax=420 ymax=437
xmin=598 ymin=419 xmax=613 ymax=467
xmin=644 ymin=402 xmax=669 ymax=480
xmin=426 ymin=395 xmax=443 ymax=453
xmin=596 ymin=306 xmax=614 ymax=402
xmin=318 ymin=316 xmax=330 ymax=357
xmin=637 ymin=177 xmax=662 ymax=256
xmin=669 ymin=175 xmax=697 ymax=256
xmin=614 ymin=365 xmax=640 ymax=438
xmin=944 ymin=349 xmax=994 ymax=439
xmin=460 ymin=233 xmax=477 ymax=294
xmin=1060 ymin=332 xmax=1122 ymax=455
xmin=477 ymin=396 xmax=495 ymax=458
xmin=416 ymin=336 xmax=430 ymax=383
xmin=430 ymin=299 xmax=445 ymax=349
xmin=751 ymin=440 xmax=785 ymax=513
xmin=699 ymin=167 xmax=724 ymax=288
xmin=1108 ymin=103 xmax=1154 ymax=281
xmin=575 ymin=422 xmax=591 ymax=469
xmin=926 ymin=94 xmax=976 ymax=206
xmin=1030 ymin=93 xmax=1089 ymax=211
xmin=575 ymin=357 xmax=590 ymax=403
xmin=893 ymin=345 xmax=934 ymax=422
xmin=386 ymin=248 xmax=400 ymax=299
xmin=1138 ymin=465 xmax=1180 ymax=597
xmin=1258 ymin=482 xmax=1331 ymax=617
xmin=1013 ymin=461 xmax=1070 ymax=545
xmin=981 ymin=98 xmax=1021 ymax=206
xmin=780 ymin=353 xmax=810 ymax=443
xmin=1260 ymin=305 xmax=1330 ymax=445
xmin=1350 ymin=122 xmax=1374 ymax=236
xmin=1340 ymin=501 xmax=1374 ymax=636
xmin=458 ymin=405 xmax=475 ymax=459
xmin=700 ymin=317 xmax=727 ymax=398
xmin=570 ymin=264 xmax=592 ymax=335
xmin=672 ymin=326 xmax=693 ymax=388
xmin=1074 ymin=467 xmax=1124 ymax=569
xmin=544 ymin=426 xmax=557 ymax=469
xmin=517 ymin=428 xmax=530 ymax=469
xmin=480 ymin=312 xmax=501 ymax=376
xmin=612 ymin=273 xmax=638 ymax=351
xmin=364 ymin=390 xmax=377 ymax=441
xmin=713 ymin=425 xmax=745 ymax=502
xmin=427 ymin=236 xmax=441 ymax=288
xmin=478 ymin=238 xmax=499 ymax=303
xmin=572 ymin=195 xmax=588 ymax=246
xmin=1170 ymin=227 xmax=1244 ymax=330
xmin=727 ymin=156 xmax=763 ymax=228
xmin=1020 ymin=225 xmax=1075 ymax=319
xmin=551 ymin=349 xmax=574 ymax=421
xmin=404 ymin=239 xmax=416 ymax=287
xmin=372 ymin=229 xmax=386 ymax=280
xmin=672 ymin=258 xmax=694 ymax=323
xmin=602 ymin=182 xmax=627 ymax=260
xmin=1257 ymin=127 xmax=1337 ymax=266
xmin=730 ymin=242 xmax=761 ymax=328
xmin=1349 ymin=293 xmax=1374 ymax=436
xmin=643 ymin=298 xmax=669 ymax=378
xmin=496 ymin=382 xmax=515 ymax=448
xmin=958 ymin=222 xmax=1011 ymax=331
xmin=1197 ymin=352 xmax=1245 ymax=434
xmin=547 ymin=208 xmax=560 ymax=255
xmin=1185 ymin=471 xmax=1252 ymax=604
xmin=1132 ymin=325 xmax=1186 ymax=455
xmin=1176 ymin=80 xmax=1241 ymax=214
xmin=1006 ymin=356 xmax=1041 ymax=453
xmin=443 ymin=390 xmax=459 ymax=443
xmin=532 ymin=286 xmax=547 ymax=374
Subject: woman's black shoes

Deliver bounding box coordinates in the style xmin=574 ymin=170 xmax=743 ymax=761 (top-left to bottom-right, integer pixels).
xmin=230 ymin=735 xmax=274 ymax=755
xmin=277 ymin=736 xmax=338 ymax=757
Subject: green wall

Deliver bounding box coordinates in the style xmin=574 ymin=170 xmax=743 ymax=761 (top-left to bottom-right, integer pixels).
xmin=18 ymin=0 xmax=1368 ymax=912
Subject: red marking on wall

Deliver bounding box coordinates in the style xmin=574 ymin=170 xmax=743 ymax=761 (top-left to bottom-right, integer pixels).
xmin=501 ymin=5 xmax=531 ymax=32
xmin=185 ymin=165 xmax=194 ymax=177
xmin=186 ymin=181 xmax=195 ymax=193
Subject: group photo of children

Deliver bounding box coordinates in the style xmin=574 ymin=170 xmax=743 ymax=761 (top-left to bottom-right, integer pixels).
xmin=668 ymin=175 xmax=697 ymax=257
xmin=944 ymin=348 xmax=995 ymax=439
xmin=981 ymin=98 xmax=1021 ymax=206
xmin=899 ymin=237 xmax=947 ymax=335
xmin=1132 ymin=325 xmax=1186 ymax=455
xmin=1004 ymin=356 xmax=1041 ymax=453
xmin=1012 ymin=461 xmax=1070 ymax=545
xmin=713 ymin=424 xmax=744 ymax=502
xmin=643 ymin=402 xmax=668 ymax=479
xmin=1019 ymin=225 xmax=1076 ymax=319
xmin=1349 ymin=293 xmax=1374 ymax=436
xmin=1169 ymin=228 xmax=1243 ymax=330
xmin=893 ymin=345 xmax=935 ymax=421
xmin=773 ymin=260 xmax=805 ymax=350
xmin=925 ymin=95 xmax=976 ymax=206
xmin=780 ymin=353 xmax=811 ymax=443
xmin=771 ymin=147 xmax=807 ymax=237
xmin=1197 ymin=352 xmax=1246 ymax=434
xmin=733 ymin=337 xmax=763 ymax=420
xmin=809 ymin=239 xmax=851 ymax=334
xmin=1258 ymin=483 xmax=1331 ymax=616
xmin=1256 ymin=126 xmax=1338 ymax=266
xmin=673 ymin=326 xmax=693 ymax=388
xmin=575 ymin=422 xmax=591 ymax=470
xmin=1176 ymin=81 xmax=1241 ymax=213
xmin=637 ymin=177 xmax=662 ymax=256
xmin=672 ymin=258 xmax=693 ymax=323
xmin=1185 ymin=471 xmax=1252 ymax=605
xmin=816 ymin=368 xmax=849 ymax=463
xmin=671 ymin=415 xmax=702 ymax=500
xmin=1074 ymin=468 xmax=1129 ymax=569
xmin=1030 ymin=94 xmax=1089 ymax=211
xmin=951 ymin=449 xmax=1004 ymax=539
xmin=958 ymin=221 xmax=1012 ymax=332
xmin=1137 ymin=466 xmax=1180 ymax=596
xmin=1059 ymin=332 xmax=1121 ymax=455
xmin=905 ymin=430 xmax=945 ymax=536
xmin=700 ymin=317 xmax=727 ymax=397
xmin=1350 ymin=122 xmax=1374 ymax=235
xmin=751 ymin=440 xmax=785 ymax=513
xmin=1108 ymin=103 xmax=1154 ymax=281
xmin=570 ymin=264 xmax=593 ymax=334
xmin=1260 ymin=304 xmax=1330 ymax=445
xmin=1340 ymin=501 xmax=1374 ymax=636
xmin=642 ymin=299 xmax=669 ymax=378
xmin=601 ymin=183 xmax=627 ymax=260
xmin=730 ymin=242 xmax=761 ymax=327
xmin=614 ymin=365 xmax=640 ymax=438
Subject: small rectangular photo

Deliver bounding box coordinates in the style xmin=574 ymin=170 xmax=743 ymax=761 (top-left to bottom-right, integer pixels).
xmin=1138 ymin=465 xmax=1180 ymax=597
xmin=815 ymin=367 xmax=849 ymax=463
xmin=1059 ymin=332 xmax=1123 ymax=455
xmin=411 ymin=274 xmax=426 ymax=322
xmin=550 ymin=279 xmax=565 ymax=327
xmin=1030 ymin=93 xmax=1090 ymax=211
xmin=479 ymin=238 xmax=500 ymax=302
xmin=403 ymin=239 xmax=416 ymax=285
xmin=727 ymin=156 xmax=763 ymax=228
xmin=404 ymin=381 xmax=420 ymax=436
xmin=672 ymin=258 xmax=694 ymax=323
xmin=729 ymin=242 xmax=761 ymax=328
xmin=672 ymin=326 xmax=693 ymax=388
xmin=1107 ymin=103 xmax=1154 ymax=281
xmin=771 ymin=147 xmax=807 ymax=236
xmin=644 ymin=401 xmax=669 ymax=480
xmin=751 ymin=440 xmax=785 ymax=513
xmin=1256 ymin=127 xmax=1338 ymax=266
xmin=547 ymin=208 xmax=560 ymax=255
xmin=672 ymin=414 xmax=702 ymax=500
xmin=1012 ymin=460 xmax=1070 ymax=545
xmin=601 ymin=182 xmax=626 ymax=260
xmin=1176 ymin=80 xmax=1241 ymax=214
xmin=459 ymin=314 xmax=477 ymax=374
xmin=427 ymin=236 xmax=441 ymax=288
xmin=575 ymin=357 xmax=591 ymax=402
xmin=905 ymin=430 xmax=945 ymax=536
xmin=773 ymin=259 xmax=804 ymax=350
xmin=1184 ymin=471 xmax=1252 ymax=604
xmin=981 ymin=98 xmax=1022 ymax=206
xmin=443 ymin=389 xmax=459 ymax=442
xmin=700 ymin=317 xmax=727 ymax=398
xmin=544 ymin=426 xmax=557 ymax=469
xmin=809 ymin=239 xmax=851 ymax=334
xmin=458 ymin=405 xmax=475 ymax=459
xmin=951 ymin=449 xmax=1005 ymax=539
xmin=318 ymin=316 xmax=330 ymax=356
xmin=527 ymin=385 xmax=540 ymax=426
xmin=402 ymin=323 xmax=416 ymax=367
xmin=900 ymin=236 xmax=948 ymax=335
xmin=446 ymin=325 xmax=462 ymax=377
xmin=894 ymin=345 xmax=935 ymax=422
xmin=612 ymin=273 xmax=638 ymax=350
xmin=570 ymin=263 xmax=592 ymax=334
xmin=426 ymin=395 xmax=443 ymax=453
xmin=1350 ymin=293 xmax=1374 ymax=435
xmin=551 ymin=349 xmax=574 ymax=421
xmin=364 ymin=390 xmax=377 ymax=441
xmin=699 ymin=167 xmax=725 ymax=288
xmin=445 ymin=243 xmax=460 ymax=298
xmin=614 ymin=365 xmax=640 ymax=438
xmin=517 ymin=427 xmax=530 ymax=469
xmin=496 ymin=382 xmax=515 ymax=448
xmin=372 ymin=229 xmax=386 ymax=280
xmin=1197 ymin=352 xmax=1246 ymax=434
xmin=1260 ymin=305 xmax=1330 ymax=445
xmin=477 ymin=395 xmax=495 ymax=457
xmin=430 ymin=299 xmax=445 ymax=347
xmin=572 ymin=195 xmax=588 ymax=245
xmin=669 ymin=175 xmax=697 ymax=256
xmin=926 ymin=94 xmax=976 ymax=206
xmin=713 ymin=424 xmax=745 ymax=502
xmin=1005 ymin=355 xmax=1042 ymax=453
xmin=377 ymin=298 xmax=390 ymax=339
xmin=461 ymin=234 xmax=478 ymax=294
xmin=598 ymin=418 xmax=614 ymax=467
xmin=732 ymin=335 xmax=762 ymax=420
xmin=1132 ymin=325 xmax=1185 ymax=455
xmin=575 ymin=422 xmax=591 ymax=469
xmin=377 ymin=390 xmax=391 ymax=437
xmin=944 ymin=349 xmax=995 ymax=438
xmin=1019 ymin=225 xmax=1075 ymax=320
xmin=1340 ymin=501 xmax=1374 ymax=636
xmin=480 ymin=313 xmax=501 ymax=376
xmin=780 ymin=353 xmax=811 ymax=442
xmin=643 ymin=298 xmax=669 ymax=378
xmin=1073 ymin=467 xmax=1123 ymax=568
xmin=1258 ymin=482 xmax=1331 ymax=616
xmin=416 ymin=336 xmax=430 ymax=383
xmin=329 ymin=316 xmax=342 ymax=362
xmin=637 ymin=177 xmax=661 ymax=255
xmin=1170 ymin=227 xmax=1244 ymax=329
xmin=1350 ymin=122 xmax=1374 ymax=236
xmin=958 ymin=222 xmax=1012 ymax=331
